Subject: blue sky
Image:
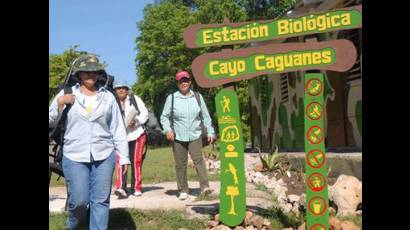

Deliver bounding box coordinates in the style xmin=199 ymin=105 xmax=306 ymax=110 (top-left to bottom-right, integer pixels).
xmin=49 ymin=0 xmax=154 ymax=86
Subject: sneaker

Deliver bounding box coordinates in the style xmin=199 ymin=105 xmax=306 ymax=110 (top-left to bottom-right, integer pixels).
xmin=201 ymin=187 xmax=214 ymax=196
xmin=133 ymin=191 xmax=142 ymax=196
xmin=178 ymin=192 xmax=189 ymax=200
xmin=114 ymin=189 xmax=128 ymax=199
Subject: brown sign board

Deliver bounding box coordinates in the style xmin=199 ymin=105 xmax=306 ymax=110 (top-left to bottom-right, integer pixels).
xmin=191 ymin=39 xmax=356 ymax=88
xmin=183 ymin=5 xmax=361 ymax=48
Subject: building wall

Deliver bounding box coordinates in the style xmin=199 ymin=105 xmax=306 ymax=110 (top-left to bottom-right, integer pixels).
xmin=249 ymin=32 xmax=362 ymax=152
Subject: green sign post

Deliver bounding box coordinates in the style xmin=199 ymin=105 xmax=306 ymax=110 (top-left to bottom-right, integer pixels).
xmin=304 ymin=73 xmax=329 ymax=230
xmin=215 ymin=89 xmax=246 ymax=227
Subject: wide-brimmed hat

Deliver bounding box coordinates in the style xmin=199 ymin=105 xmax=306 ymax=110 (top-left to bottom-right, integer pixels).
xmin=113 ymin=79 xmax=130 ymax=90
xmin=72 ymin=54 xmax=105 ymax=75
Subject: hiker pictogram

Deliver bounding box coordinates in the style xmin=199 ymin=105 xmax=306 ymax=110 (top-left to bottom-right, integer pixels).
xmin=221 ymin=96 xmax=231 ymax=113
xmin=307 ymin=173 xmax=326 ymax=192
xmin=306 ymin=126 xmax=323 ymax=144
xmin=306 ymin=150 xmax=325 ymax=169
xmin=221 ymin=125 xmax=240 ymax=142
xmin=306 ymin=78 xmax=323 ymax=96
xmin=306 ymin=102 xmax=323 ymax=120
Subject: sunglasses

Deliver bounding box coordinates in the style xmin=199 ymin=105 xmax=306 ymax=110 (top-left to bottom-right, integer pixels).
xmin=116 ymin=87 xmax=129 ymax=90
xmin=178 ymin=78 xmax=190 ymax=84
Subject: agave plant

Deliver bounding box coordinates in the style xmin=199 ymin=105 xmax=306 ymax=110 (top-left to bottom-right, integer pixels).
xmin=259 ymin=145 xmax=291 ymax=176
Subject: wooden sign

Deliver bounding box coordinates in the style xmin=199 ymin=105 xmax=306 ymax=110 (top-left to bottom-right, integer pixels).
xmin=183 ymin=5 xmax=361 ymax=48
xmin=192 ymin=39 xmax=357 ymax=88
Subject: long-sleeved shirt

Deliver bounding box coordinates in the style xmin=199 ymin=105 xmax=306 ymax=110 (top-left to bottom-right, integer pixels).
xmin=49 ymin=84 xmax=130 ymax=165
xmin=160 ymin=90 xmax=215 ymax=142
xmin=122 ymin=94 xmax=149 ymax=142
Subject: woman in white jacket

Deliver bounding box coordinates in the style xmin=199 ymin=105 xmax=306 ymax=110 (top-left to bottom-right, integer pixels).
xmin=113 ymin=80 xmax=149 ymax=198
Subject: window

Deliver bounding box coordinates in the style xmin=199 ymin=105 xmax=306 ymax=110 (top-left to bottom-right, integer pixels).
xmin=280 ymin=73 xmax=289 ymax=103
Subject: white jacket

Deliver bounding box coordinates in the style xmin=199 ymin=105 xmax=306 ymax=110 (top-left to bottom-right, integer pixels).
xmin=123 ymin=94 xmax=148 ymax=142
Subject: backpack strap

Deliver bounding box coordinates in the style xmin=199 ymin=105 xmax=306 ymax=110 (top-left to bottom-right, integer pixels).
xmin=170 ymin=93 xmax=175 ymax=133
xmin=194 ymin=91 xmax=205 ymax=128
xmin=52 ymin=85 xmax=73 ymax=162
xmin=129 ymin=93 xmax=140 ymax=115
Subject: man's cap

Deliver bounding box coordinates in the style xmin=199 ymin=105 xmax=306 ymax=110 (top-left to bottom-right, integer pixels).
xmin=72 ymin=54 xmax=105 ymax=75
xmin=113 ymin=79 xmax=130 ymax=90
xmin=175 ymin=70 xmax=191 ymax=81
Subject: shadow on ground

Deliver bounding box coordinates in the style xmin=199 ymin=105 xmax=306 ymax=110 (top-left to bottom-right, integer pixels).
xmin=141 ymin=186 xmax=164 ymax=193
xmin=108 ymin=208 xmax=137 ymax=230
xmin=165 ymin=188 xmax=203 ymax=197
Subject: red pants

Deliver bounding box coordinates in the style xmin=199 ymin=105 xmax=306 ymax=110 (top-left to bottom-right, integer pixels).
xmin=115 ymin=133 xmax=147 ymax=193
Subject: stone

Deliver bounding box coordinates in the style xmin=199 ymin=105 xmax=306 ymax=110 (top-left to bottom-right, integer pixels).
xmin=249 ymin=215 xmax=264 ymax=230
xmin=282 ymin=203 xmax=293 ymax=214
xmin=244 ymin=210 xmax=253 ymax=225
xmin=215 ymin=214 xmax=220 ymax=222
xmin=208 ymin=220 xmax=219 ymax=228
xmin=356 ymin=210 xmax=362 ymax=216
xmin=263 ymin=218 xmax=271 ymax=227
xmin=246 ymin=171 xmax=254 ymax=183
xmin=245 ymin=226 xmax=255 ymax=230
xmin=340 ymin=221 xmax=360 ymax=230
xmin=329 ymin=216 xmax=342 ymax=230
xmin=329 ymin=207 xmax=337 ymax=216
xmin=287 ymin=194 xmax=300 ymax=204
xmin=282 ymin=228 xmax=294 ymax=230
xmin=297 ymin=223 xmax=305 ymax=230
xmin=329 ymin=175 xmax=362 ymax=216
xmin=291 ymin=204 xmax=300 ymax=216
xmin=299 ymin=193 xmax=306 ymax=208
xmin=234 ymin=226 xmax=245 ymax=230
xmin=255 ymin=163 xmax=264 ymax=172
xmin=213 ymin=225 xmax=232 ymax=230
xmin=264 ymin=178 xmax=277 ymax=190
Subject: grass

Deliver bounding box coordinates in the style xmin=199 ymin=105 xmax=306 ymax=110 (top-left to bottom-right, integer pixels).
xmin=256 ymin=207 xmax=302 ymax=230
xmin=50 ymin=145 xmax=220 ymax=187
xmin=49 ymin=208 xmax=207 ymax=230
xmin=339 ymin=215 xmax=362 ymax=229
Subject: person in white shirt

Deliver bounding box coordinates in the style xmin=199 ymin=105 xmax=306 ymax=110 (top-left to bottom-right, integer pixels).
xmin=113 ymin=80 xmax=149 ymax=198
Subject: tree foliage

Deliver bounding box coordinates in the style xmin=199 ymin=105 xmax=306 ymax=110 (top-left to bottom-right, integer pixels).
xmin=49 ymin=46 xmax=88 ymax=102
xmin=134 ymin=0 xmax=297 ymax=143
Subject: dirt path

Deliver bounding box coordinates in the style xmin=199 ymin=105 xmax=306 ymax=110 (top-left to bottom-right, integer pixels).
xmin=50 ymin=181 xmax=275 ymax=218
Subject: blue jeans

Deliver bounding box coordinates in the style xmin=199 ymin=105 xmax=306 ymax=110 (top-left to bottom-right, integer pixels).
xmin=62 ymin=152 xmax=115 ymax=230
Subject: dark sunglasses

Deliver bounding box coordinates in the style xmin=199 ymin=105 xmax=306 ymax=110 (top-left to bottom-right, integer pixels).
xmin=115 ymin=87 xmax=129 ymax=90
xmin=178 ymin=78 xmax=190 ymax=84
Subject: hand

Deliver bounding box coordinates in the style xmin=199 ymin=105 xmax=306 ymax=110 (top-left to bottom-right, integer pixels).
xmin=122 ymin=164 xmax=128 ymax=175
xmin=128 ymin=120 xmax=136 ymax=129
xmin=57 ymin=94 xmax=75 ymax=112
xmin=208 ymin=135 xmax=217 ymax=144
xmin=166 ymin=131 xmax=175 ymax=142
xmin=57 ymin=94 xmax=75 ymax=106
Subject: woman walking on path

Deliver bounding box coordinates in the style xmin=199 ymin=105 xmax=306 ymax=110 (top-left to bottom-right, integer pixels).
xmin=160 ymin=70 xmax=216 ymax=200
xmin=49 ymin=54 xmax=130 ymax=229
